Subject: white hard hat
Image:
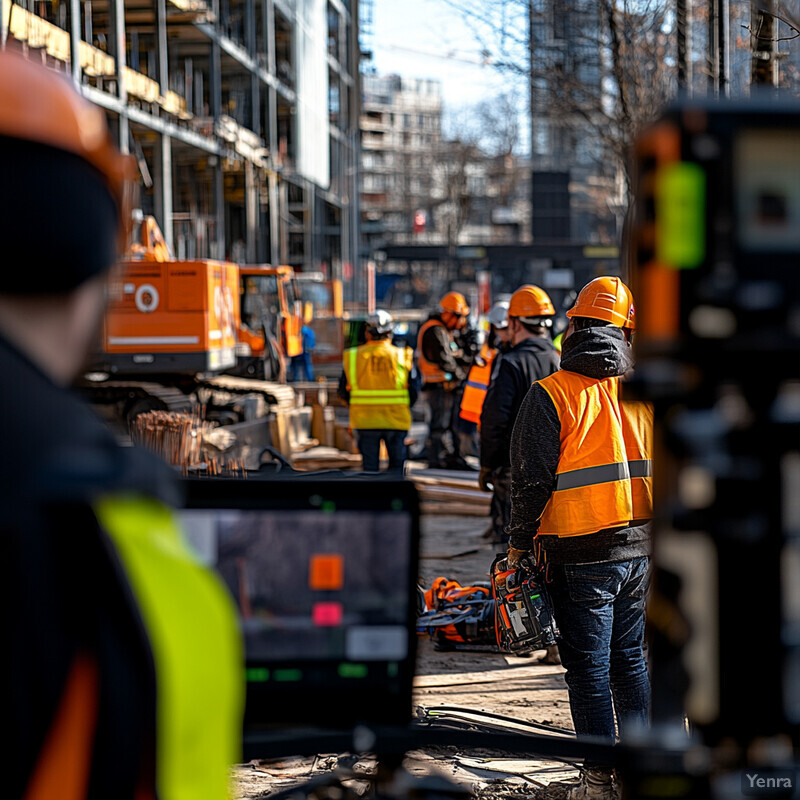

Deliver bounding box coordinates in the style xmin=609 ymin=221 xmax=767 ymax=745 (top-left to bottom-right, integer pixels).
xmin=366 ymin=309 xmax=393 ymax=335
xmin=486 ymin=300 xmax=509 ymax=329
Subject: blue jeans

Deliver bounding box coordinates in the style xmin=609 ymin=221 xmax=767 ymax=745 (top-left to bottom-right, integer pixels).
xmin=356 ymin=429 xmax=407 ymax=472
xmin=548 ymin=557 xmax=651 ymax=758
xmin=290 ymin=353 xmax=313 ymax=382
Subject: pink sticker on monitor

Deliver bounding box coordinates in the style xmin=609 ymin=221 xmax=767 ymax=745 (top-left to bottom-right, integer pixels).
xmin=313 ymin=601 xmax=343 ymax=627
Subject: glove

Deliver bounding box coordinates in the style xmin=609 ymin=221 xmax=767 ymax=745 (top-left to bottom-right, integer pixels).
xmin=506 ymin=546 xmax=530 ymax=570
xmin=494 ymin=546 xmax=530 ymax=590
xmin=478 ymin=467 xmax=494 ymax=492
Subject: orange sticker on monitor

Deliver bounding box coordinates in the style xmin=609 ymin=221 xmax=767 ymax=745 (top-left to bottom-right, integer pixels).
xmin=309 ymin=554 xmax=344 ymax=590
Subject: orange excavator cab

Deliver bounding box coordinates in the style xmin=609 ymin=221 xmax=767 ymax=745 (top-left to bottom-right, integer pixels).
xmin=128 ymin=215 xmax=172 ymax=263
xmin=97 ymin=215 xmax=240 ymax=375
xmin=234 ymin=265 xmax=304 ymax=381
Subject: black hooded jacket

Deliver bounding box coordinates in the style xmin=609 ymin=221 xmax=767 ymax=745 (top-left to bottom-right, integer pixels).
xmin=0 ymin=333 xmax=180 ymax=798
xmin=479 ymin=335 xmax=560 ymax=470
xmin=506 ymin=326 xmax=652 ymax=563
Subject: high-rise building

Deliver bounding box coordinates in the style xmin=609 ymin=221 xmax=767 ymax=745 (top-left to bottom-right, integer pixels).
xmin=360 ymin=74 xmax=533 ymax=253
xmin=1 ymin=0 xmax=361 ymax=288
xmin=359 ymin=74 xmax=443 ymax=253
xmin=529 ymin=0 xmax=622 ymax=245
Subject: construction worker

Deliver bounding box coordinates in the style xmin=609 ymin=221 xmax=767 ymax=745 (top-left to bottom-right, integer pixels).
xmin=507 ymin=276 xmax=652 ymax=800
xmin=290 ymin=322 xmax=316 ymax=381
xmin=451 ymin=313 xmax=484 ymax=458
xmin=458 ymin=300 xmax=512 ymax=428
xmin=338 ymin=309 xmax=420 ymax=471
xmin=417 ymin=291 xmax=475 ymax=469
xmin=478 ymin=286 xmax=560 ymax=545
xmin=0 ymin=50 xmax=243 ymax=799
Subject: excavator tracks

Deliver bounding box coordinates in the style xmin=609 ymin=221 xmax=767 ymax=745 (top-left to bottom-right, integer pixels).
xmin=197 ymin=375 xmax=296 ymax=410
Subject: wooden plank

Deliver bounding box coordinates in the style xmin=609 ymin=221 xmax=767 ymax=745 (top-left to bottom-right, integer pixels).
xmin=420 ymin=502 xmax=490 ymax=517
xmin=334 ymin=424 xmax=360 ymax=454
xmin=294 ymin=461 xmax=361 ymax=472
xmin=413 ymin=664 xmax=564 ymax=688
xmin=291 ymin=445 xmax=362 ymax=472
xmin=417 ymin=486 xmax=491 ymax=505
xmin=407 ymin=467 xmax=480 ymax=488
xmin=410 ymin=474 xmax=482 ymax=491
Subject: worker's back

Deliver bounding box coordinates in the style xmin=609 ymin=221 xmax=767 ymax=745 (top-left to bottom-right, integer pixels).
xmin=343 ymin=339 xmax=413 ymax=430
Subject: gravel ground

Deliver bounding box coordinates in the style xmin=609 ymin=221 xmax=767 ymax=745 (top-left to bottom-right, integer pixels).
xmin=233 ymin=513 xmax=578 ymax=800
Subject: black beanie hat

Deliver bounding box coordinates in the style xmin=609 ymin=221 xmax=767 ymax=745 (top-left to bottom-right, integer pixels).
xmin=0 ymin=135 xmax=120 ymax=294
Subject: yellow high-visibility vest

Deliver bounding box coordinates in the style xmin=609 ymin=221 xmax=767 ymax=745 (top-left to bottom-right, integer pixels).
xmin=344 ymin=340 xmax=413 ymax=430
xmin=95 ymin=495 xmax=244 ymax=800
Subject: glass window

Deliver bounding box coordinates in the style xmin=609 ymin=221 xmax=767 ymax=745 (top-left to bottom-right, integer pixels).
xmin=241 ymin=275 xmax=279 ymax=328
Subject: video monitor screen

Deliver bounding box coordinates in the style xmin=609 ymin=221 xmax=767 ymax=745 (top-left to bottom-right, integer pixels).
xmin=179 ymin=479 xmax=419 ymax=732
xmin=735 ymin=128 xmax=800 ymax=252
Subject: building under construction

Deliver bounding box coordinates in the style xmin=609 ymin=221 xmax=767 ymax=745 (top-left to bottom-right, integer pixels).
xmin=1 ymin=0 xmax=361 ymax=294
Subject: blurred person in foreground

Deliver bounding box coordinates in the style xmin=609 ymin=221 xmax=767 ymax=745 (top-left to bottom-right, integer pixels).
xmin=339 ymin=309 xmax=420 ymax=472
xmin=507 ymin=277 xmax=652 ymax=800
xmin=0 ymin=48 xmax=243 ymax=800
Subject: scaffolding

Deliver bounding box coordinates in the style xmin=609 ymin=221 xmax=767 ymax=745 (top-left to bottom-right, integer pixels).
xmin=1 ymin=0 xmax=361 ymax=284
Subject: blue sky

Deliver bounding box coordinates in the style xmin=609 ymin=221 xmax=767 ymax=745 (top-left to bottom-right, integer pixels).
xmin=368 ymin=0 xmax=514 ymax=113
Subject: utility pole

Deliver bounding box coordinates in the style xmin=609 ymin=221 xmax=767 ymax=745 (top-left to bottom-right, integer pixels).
xmin=529 ymin=0 xmax=535 ymax=164
xmin=676 ymin=0 xmax=692 ymax=92
xmin=528 ymin=0 xmax=536 ymax=243
xmin=709 ymin=0 xmax=731 ymax=96
xmin=751 ymin=0 xmax=779 ymax=87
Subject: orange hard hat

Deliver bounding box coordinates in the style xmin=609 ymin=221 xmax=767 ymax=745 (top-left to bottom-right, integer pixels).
xmin=0 ymin=48 xmax=136 ymax=239
xmin=508 ymin=285 xmax=555 ymax=320
xmin=566 ymin=276 xmax=636 ymax=329
xmin=440 ymin=291 xmax=470 ymax=316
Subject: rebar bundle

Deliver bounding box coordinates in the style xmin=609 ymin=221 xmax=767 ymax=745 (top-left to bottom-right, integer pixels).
xmin=130 ymin=409 xmax=247 ymax=478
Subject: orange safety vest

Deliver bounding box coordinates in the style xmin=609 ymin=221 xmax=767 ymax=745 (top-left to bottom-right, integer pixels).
xmin=535 ymin=369 xmax=653 ymax=537
xmin=416 ymin=318 xmax=453 ymax=385
xmin=343 ymin=340 xmax=413 ymax=430
xmin=459 ymin=343 xmax=497 ymax=423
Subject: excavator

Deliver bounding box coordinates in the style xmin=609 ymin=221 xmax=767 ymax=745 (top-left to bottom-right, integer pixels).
xmin=294 ymin=272 xmax=345 ymax=377
xmin=83 ymin=215 xmax=299 ymax=427
xmin=235 ymin=264 xmax=305 ymax=381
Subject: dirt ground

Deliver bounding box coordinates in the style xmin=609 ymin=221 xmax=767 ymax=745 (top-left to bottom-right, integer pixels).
xmin=232 ymin=513 xmax=579 ymax=800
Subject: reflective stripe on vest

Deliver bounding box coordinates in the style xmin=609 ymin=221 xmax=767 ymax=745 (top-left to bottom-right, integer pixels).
xmin=554 ymin=459 xmax=653 ymax=491
xmin=94 ymin=496 xmax=244 ymax=800
xmin=344 ymin=342 xmax=412 ymax=430
xmin=536 ymin=370 xmax=654 ymax=537
xmin=416 ymin=318 xmax=449 ymax=383
xmin=459 ymin=345 xmax=496 ymax=423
